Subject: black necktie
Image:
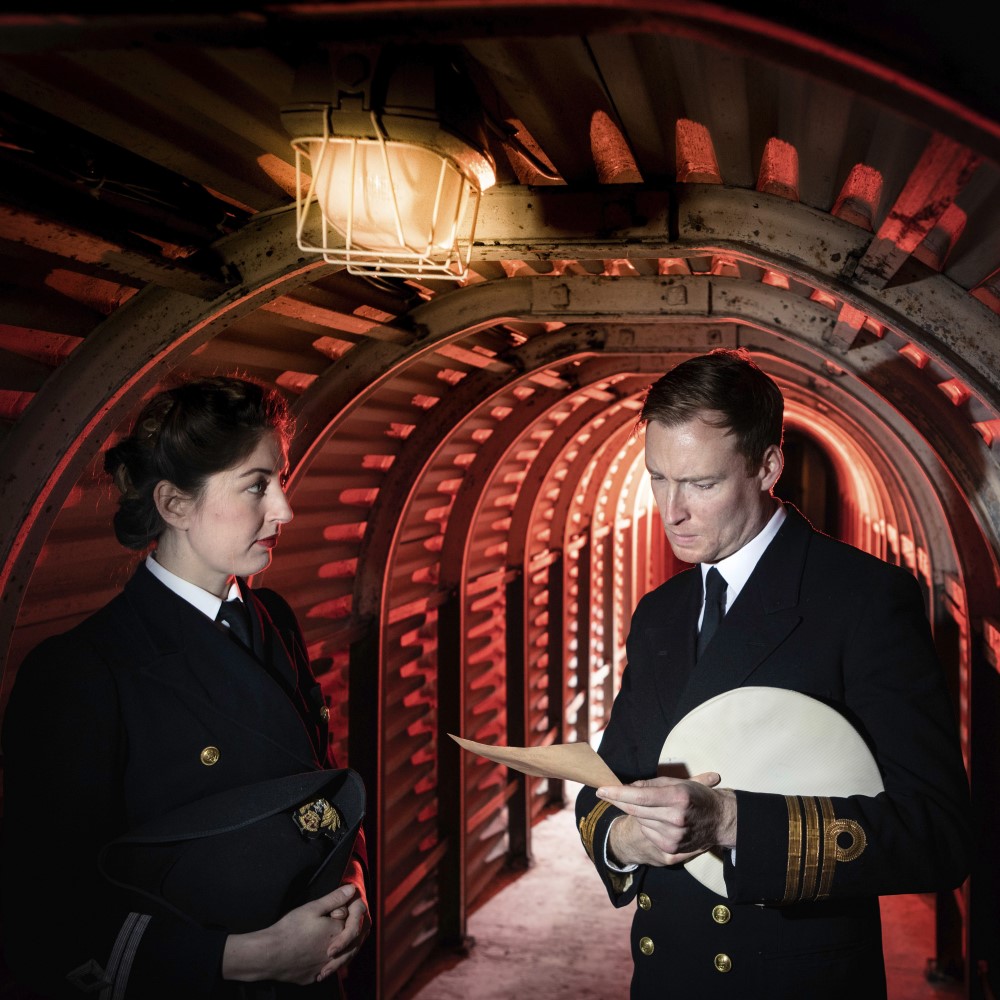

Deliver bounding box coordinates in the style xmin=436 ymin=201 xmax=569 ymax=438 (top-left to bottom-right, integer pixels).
xmin=216 ymin=598 xmax=252 ymax=648
xmin=697 ymin=567 xmax=727 ymax=659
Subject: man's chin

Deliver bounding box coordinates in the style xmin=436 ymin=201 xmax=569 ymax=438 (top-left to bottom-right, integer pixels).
xmin=668 ymin=543 xmax=703 ymax=564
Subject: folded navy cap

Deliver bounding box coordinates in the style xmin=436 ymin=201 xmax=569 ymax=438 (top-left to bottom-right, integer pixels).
xmin=100 ymin=768 xmax=365 ymax=933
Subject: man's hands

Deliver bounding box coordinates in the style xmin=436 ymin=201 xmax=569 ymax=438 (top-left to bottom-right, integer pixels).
xmin=598 ymin=771 xmax=737 ymax=868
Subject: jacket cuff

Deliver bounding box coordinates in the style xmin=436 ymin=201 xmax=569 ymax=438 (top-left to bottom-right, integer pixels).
xmin=577 ymin=795 xmax=640 ymax=905
xmin=126 ymin=915 xmax=228 ymax=998
xmin=727 ymin=790 xmax=872 ymax=905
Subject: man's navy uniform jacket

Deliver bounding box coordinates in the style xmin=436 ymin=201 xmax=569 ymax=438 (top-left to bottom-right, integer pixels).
xmin=576 ymin=505 xmax=970 ymax=999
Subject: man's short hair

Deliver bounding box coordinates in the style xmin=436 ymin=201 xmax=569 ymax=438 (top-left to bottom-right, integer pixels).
xmin=640 ymin=348 xmax=784 ymax=471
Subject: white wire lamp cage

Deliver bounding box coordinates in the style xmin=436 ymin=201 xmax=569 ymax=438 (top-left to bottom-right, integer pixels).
xmin=283 ymin=46 xmax=497 ymax=281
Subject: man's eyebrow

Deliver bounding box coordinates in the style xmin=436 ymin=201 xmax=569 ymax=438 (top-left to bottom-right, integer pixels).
xmin=645 ymin=469 xmax=720 ymax=482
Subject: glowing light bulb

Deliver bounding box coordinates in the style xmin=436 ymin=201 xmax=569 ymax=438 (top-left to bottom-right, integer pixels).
xmin=309 ymin=138 xmax=472 ymax=255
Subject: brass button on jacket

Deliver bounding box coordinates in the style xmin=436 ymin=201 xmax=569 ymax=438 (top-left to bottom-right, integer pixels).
xmin=199 ymin=746 xmax=220 ymax=766
xmin=637 ymin=892 xmax=652 ymax=910
xmin=638 ymin=936 xmax=654 ymax=956
xmin=319 ymin=705 xmax=330 ymax=722
xmin=712 ymin=904 xmax=731 ymax=924
xmin=714 ymin=953 xmax=732 ymax=973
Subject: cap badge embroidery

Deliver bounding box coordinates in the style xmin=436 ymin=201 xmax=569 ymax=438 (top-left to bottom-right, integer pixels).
xmin=293 ymin=797 xmax=343 ymax=840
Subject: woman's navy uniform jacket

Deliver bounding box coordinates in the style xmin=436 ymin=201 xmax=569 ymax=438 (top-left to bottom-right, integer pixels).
xmin=575 ymin=505 xmax=971 ymax=999
xmin=2 ymin=563 xmax=368 ymax=999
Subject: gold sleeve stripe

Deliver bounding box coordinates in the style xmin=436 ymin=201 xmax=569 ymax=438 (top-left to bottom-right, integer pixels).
xmin=609 ymin=870 xmax=634 ymax=895
xmin=818 ymin=798 xmax=837 ymax=899
xmin=578 ymin=800 xmax=612 ymax=863
xmin=782 ymin=796 xmax=870 ymax=903
xmin=783 ymin=795 xmax=804 ymax=904
xmin=801 ymin=796 xmax=821 ymax=900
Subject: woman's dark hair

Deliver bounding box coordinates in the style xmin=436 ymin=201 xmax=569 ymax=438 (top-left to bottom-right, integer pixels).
xmin=640 ymin=348 xmax=784 ymax=471
xmin=103 ymin=376 xmax=293 ymax=550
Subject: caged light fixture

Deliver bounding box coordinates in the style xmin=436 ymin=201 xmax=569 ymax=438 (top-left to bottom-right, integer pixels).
xmin=282 ymin=46 xmax=497 ymax=281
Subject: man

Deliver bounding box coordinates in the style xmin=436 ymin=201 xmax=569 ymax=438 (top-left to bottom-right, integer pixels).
xmin=575 ymin=349 xmax=970 ymax=999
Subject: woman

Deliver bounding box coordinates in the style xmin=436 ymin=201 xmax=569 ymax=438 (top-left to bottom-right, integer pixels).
xmin=2 ymin=376 xmax=370 ymax=998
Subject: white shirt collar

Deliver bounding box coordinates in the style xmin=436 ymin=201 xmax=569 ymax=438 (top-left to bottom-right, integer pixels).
xmin=145 ymin=553 xmax=240 ymax=621
xmin=700 ymin=503 xmax=786 ymax=614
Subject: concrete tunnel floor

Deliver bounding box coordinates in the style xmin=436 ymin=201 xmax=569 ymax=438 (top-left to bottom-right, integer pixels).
xmin=398 ymin=782 xmax=964 ymax=1000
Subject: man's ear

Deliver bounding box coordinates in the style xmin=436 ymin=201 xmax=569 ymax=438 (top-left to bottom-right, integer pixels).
xmin=758 ymin=444 xmax=784 ymax=492
xmin=153 ymin=480 xmax=194 ymax=528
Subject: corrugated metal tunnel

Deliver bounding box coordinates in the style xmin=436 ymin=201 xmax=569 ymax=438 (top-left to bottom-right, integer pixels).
xmin=1 ymin=3 xmax=998 ymax=998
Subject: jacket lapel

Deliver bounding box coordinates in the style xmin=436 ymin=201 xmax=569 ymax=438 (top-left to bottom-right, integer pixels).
xmin=672 ymin=506 xmax=811 ymax=722
xmin=123 ymin=565 xmax=318 ymax=768
xmin=645 ymin=567 xmax=702 ymax=730
xmin=241 ymin=582 xmax=297 ymax=692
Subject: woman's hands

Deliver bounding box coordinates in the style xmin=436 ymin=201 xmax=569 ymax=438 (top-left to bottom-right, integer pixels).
xmin=322 ymin=890 xmax=371 ymax=981
xmin=222 ymin=882 xmax=371 ymax=985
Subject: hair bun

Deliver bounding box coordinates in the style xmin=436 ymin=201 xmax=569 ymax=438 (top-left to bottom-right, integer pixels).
xmin=138 ymin=393 xmax=177 ymax=447
xmin=112 ymin=462 xmax=137 ymax=500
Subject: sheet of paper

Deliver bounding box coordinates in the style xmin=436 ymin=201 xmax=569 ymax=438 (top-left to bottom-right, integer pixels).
xmin=449 ymin=734 xmax=622 ymax=788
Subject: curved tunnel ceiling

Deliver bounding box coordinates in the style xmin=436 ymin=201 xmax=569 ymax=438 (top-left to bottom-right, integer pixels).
xmin=5 ymin=238 xmax=999 ymax=669
xmin=1 ymin=2 xmax=999 ymax=695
